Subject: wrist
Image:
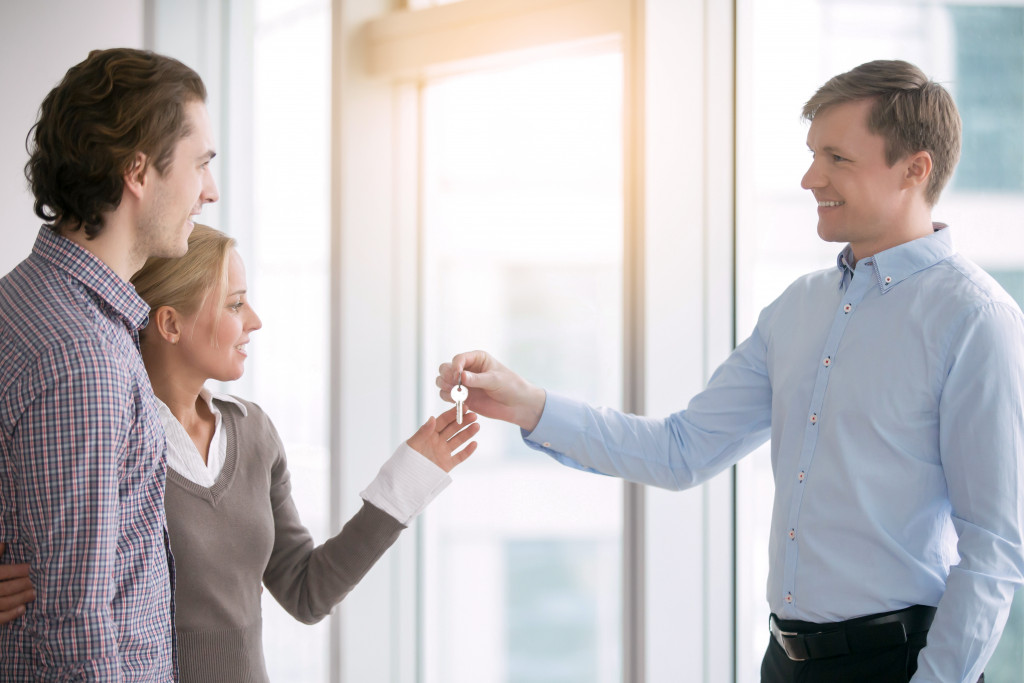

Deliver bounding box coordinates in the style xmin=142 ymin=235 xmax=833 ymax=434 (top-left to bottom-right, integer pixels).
xmin=517 ymin=386 xmax=546 ymax=432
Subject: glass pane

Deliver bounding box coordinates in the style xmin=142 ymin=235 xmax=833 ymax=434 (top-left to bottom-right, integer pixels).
xmin=738 ymin=2 xmax=1024 ymax=680
xmin=421 ymin=52 xmax=624 ymax=683
xmin=250 ymin=1 xmax=332 ymax=681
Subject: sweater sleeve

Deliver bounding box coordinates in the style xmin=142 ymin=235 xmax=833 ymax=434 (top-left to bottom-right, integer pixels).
xmin=261 ymin=419 xmax=406 ymax=625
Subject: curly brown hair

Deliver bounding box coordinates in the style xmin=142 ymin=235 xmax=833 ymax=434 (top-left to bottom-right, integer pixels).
xmin=25 ymin=48 xmax=207 ymax=238
xmin=802 ymin=60 xmax=961 ymax=206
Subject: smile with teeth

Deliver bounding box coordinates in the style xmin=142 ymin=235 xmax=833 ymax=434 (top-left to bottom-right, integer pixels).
xmin=818 ymin=200 xmax=845 ymax=207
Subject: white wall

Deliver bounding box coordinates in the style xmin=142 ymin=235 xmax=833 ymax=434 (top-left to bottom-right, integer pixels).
xmin=0 ymin=0 xmax=144 ymax=276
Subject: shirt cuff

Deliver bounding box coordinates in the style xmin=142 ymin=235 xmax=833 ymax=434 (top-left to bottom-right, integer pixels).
xmin=521 ymin=391 xmax=609 ymax=476
xmin=360 ymin=442 xmax=452 ymax=525
xmin=522 ymin=391 xmax=576 ymax=452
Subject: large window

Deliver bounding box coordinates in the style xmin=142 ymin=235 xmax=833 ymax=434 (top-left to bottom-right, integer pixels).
xmin=951 ymin=6 xmax=1024 ymax=192
xmin=419 ymin=52 xmax=625 ymax=683
xmin=248 ymin=1 xmax=333 ymax=681
xmin=737 ymin=2 xmax=1024 ymax=680
xmin=149 ymin=0 xmax=333 ymax=679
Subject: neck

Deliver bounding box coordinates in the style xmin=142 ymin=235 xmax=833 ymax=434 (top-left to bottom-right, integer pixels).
xmin=850 ymin=204 xmax=934 ymax=262
xmin=142 ymin=343 xmax=210 ymax=436
xmin=59 ymin=214 xmax=145 ymax=281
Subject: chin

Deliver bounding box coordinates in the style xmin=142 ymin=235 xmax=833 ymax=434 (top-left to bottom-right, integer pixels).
xmin=816 ymin=224 xmax=847 ymax=245
xmin=210 ymin=365 xmax=246 ymax=383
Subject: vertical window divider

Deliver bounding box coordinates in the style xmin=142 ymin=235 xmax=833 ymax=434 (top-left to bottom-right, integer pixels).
xmin=623 ymin=0 xmax=646 ymax=681
xmin=328 ymin=0 xmax=345 ymax=680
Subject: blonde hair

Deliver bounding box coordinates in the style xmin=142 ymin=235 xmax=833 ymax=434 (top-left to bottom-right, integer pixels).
xmin=802 ymin=60 xmax=961 ymax=206
xmin=131 ymin=224 xmax=236 ymax=340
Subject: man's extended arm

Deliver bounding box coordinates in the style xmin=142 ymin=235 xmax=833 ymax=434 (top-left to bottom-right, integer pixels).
xmin=439 ymin=320 xmax=774 ymax=490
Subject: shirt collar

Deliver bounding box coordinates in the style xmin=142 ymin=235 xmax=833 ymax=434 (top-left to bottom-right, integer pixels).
xmin=31 ymin=225 xmax=151 ymax=330
xmin=836 ymin=247 xmax=856 ymax=291
xmin=154 ymin=387 xmax=248 ymax=432
xmin=202 ymin=386 xmax=249 ymax=417
xmin=835 ymin=223 xmax=954 ymax=294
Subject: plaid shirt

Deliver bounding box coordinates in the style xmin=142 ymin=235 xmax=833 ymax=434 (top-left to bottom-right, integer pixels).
xmin=0 ymin=227 xmax=175 ymax=680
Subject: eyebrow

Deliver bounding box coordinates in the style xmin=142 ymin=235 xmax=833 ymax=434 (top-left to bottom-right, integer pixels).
xmin=227 ymin=289 xmax=246 ymax=297
xmin=806 ymin=144 xmax=849 ymax=157
xmin=201 ymin=150 xmax=217 ymax=162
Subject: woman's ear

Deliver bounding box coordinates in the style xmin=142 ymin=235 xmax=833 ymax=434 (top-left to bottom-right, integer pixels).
xmin=151 ymin=306 xmax=183 ymax=345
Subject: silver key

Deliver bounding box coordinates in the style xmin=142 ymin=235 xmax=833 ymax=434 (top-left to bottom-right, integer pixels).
xmin=450 ymin=375 xmax=469 ymax=425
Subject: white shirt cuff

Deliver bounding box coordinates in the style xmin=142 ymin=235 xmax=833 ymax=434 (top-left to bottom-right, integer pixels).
xmin=360 ymin=442 xmax=452 ymax=525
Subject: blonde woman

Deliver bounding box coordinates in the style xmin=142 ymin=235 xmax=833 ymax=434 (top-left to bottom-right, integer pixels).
xmin=139 ymin=224 xmax=478 ymax=680
xmin=0 ymin=224 xmax=480 ymax=682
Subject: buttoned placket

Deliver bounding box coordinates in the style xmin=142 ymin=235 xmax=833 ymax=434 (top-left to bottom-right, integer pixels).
xmin=779 ymin=262 xmax=877 ymax=613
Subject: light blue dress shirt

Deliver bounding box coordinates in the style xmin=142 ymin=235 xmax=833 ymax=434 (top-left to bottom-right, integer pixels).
xmin=525 ymin=226 xmax=1024 ymax=682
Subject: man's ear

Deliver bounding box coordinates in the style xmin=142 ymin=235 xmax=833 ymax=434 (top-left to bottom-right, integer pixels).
xmin=903 ymin=150 xmax=933 ymax=192
xmin=151 ymin=305 xmax=183 ymax=345
xmin=123 ymin=152 xmax=150 ymax=202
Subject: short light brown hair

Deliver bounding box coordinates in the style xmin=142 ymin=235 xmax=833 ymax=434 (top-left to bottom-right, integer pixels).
xmin=802 ymin=60 xmax=961 ymax=205
xmin=26 ymin=48 xmax=207 ymax=238
xmin=132 ymin=224 xmax=235 ymax=343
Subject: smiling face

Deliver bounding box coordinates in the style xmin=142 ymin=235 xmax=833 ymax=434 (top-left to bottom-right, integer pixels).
xmin=136 ymin=100 xmax=219 ymax=259
xmin=179 ymin=249 xmax=262 ymax=383
xmin=801 ymin=98 xmax=922 ymax=261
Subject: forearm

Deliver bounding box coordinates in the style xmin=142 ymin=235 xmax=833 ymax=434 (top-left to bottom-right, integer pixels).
xmin=12 ymin=352 xmax=127 ymax=679
xmin=303 ymin=502 xmax=405 ymax=620
xmin=21 ymin=489 xmax=122 ymax=678
xmin=30 ymin=609 xmax=123 ymax=680
xmin=911 ymin=562 xmax=1017 ymax=682
xmin=920 ymin=302 xmax=1024 ymax=680
xmin=24 ymin=498 xmax=122 ymax=678
xmin=525 ymin=382 xmax=770 ymax=490
xmin=266 ymin=500 xmax=404 ymax=625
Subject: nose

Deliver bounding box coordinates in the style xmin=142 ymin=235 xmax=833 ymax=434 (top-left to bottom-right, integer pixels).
xmin=246 ymin=306 xmax=262 ymax=332
xmin=801 ymin=158 xmax=824 ymax=191
xmin=202 ymin=168 xmax=220 ymax=204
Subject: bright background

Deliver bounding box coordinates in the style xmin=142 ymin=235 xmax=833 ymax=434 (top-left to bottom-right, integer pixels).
xmin=1 ymin=1 xmax=1022 ymax=681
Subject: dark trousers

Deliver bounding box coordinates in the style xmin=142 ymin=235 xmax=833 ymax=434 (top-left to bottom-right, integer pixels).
xmin=761 ymin=630 xmax=985 ymax=683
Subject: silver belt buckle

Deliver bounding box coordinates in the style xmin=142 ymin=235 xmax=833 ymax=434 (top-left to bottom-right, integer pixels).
xmin=770 ymin=616 xmax=810 ymax=662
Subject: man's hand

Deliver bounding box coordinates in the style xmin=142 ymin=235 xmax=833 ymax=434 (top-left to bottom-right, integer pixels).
xmin=406 ymin=406 xmax=481 ymax=473
xmin=0 ymin=542 xmax=35 ymax=625
xmin=436 ymin=350 xmax=546 ymax=432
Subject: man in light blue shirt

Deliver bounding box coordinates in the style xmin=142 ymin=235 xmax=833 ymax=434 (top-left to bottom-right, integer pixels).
xmin=437 ymin=60 xmax=1024 ymax=682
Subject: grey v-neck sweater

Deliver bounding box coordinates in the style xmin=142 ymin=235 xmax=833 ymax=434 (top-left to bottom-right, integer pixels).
xmin=165 ymin=397 xmax=405 ymax=682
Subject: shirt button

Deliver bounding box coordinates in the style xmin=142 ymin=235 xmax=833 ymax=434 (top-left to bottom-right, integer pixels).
xmin=810 ymin=413 xmax=817 ymax=425
xmin=843 ymin=304 xmax=852 ymax=314
xmin=798 ymin=471 xmax=806 ymax=483
xmin=785 ymin=593 xmax=793 ymax=604
xmin=884 ymin=276 xmax=892 ymax=284
xmin=823 ymin=357 xmax=831 ymax=367
xmin=788 ymin=529 xmax=796 ymax=540
xmin=542 ymin=442 xmax=551 ymax=448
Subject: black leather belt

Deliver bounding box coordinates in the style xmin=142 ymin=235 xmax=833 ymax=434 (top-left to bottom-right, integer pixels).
xmin=769 ymin=605 xmax=937 ymax=662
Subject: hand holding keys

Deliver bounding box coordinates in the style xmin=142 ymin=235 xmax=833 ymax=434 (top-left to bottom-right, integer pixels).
xmin=450 ymin=372 xmax=469 ymax=424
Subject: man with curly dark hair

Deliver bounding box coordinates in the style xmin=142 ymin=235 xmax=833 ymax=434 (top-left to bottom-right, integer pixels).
xmin=0 ymin=47 xmax=218 ymax=680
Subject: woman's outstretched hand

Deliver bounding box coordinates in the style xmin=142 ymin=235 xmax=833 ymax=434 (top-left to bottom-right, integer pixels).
xmin=407 ymin=406 xmax=481 ymax=473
